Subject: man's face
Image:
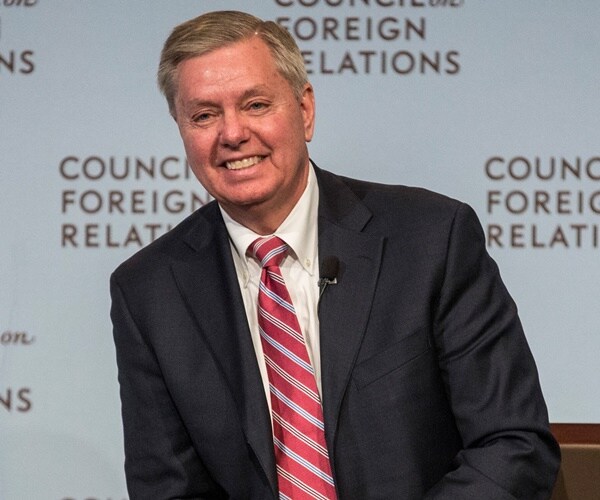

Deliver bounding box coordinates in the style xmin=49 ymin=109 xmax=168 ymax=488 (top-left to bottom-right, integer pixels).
xmin=173 ymin=36 xmax=315 ymax=233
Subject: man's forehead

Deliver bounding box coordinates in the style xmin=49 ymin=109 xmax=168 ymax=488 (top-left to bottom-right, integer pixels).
xmin=179 ymin=83 xmax=281 ymax=108
xmin=177 ymin=40 xmax=277 ymax=80
xmin=174 ymin=44 xmax=292 ymax=106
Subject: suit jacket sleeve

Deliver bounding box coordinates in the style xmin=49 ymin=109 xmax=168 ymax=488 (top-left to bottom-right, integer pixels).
xmin=424 ymin=203 xmax=560 ymax=499
xmin=110 ymin=273 xmax=227 ymax=500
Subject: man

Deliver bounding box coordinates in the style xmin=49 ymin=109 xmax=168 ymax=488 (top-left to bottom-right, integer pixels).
xmin=111 ymin=10 xmax=560 ymax=499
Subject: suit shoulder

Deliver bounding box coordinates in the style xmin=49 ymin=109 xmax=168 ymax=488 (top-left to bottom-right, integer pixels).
xmin=336 ymin=173 xmax=464 ymax=220
xmin=111 ymin=200 xmax=219 ymax=283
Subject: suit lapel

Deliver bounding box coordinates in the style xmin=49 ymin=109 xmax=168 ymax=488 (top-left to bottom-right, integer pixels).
xmin=166 ymin=168 xmax=383 ymax=491
xmin=170 ymin=204 xmax=277 ymax=495
xmin=314 ymin=168 xmax=385 ymax=457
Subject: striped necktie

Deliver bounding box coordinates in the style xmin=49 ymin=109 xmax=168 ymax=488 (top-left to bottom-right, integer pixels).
xmin=249 ymin=236 xmax=336 ymax=500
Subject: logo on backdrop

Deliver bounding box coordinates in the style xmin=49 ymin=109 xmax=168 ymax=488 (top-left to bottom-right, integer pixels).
xmin=0 ymin=0 xmax=38 ymax=75
xmin=1 ymin=330 xmax=35 ymax=345
xmin=0 ymin=387 xmax=32 ymax=413
xmin=484 ymin=155 xmax=600 ymax=249
xmin=58 ymin=155 xmax=213 ymax=249
xmin=274 ymin=0 xmax=463 ymax=76
xmin=1 ymin=329 xmax=35 ymax=414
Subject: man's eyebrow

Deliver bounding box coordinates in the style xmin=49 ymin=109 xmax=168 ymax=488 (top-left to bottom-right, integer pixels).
xmin=239 ymin=85 xmax=273 ymax=99
xmin=184 ymin=85 xmax=274 ymax=107
xmin=184 ymin=98 xmax=217 ymax=109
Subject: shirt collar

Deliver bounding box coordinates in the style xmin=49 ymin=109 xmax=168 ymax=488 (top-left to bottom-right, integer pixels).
xmin=220 ymin=164 xmax=319 ymax=276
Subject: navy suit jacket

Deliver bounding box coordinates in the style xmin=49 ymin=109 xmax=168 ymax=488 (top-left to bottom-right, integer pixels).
xmin=111 ymin=166 xmax=560 ymax=499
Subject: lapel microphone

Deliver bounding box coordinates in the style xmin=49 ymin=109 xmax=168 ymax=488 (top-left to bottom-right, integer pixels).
xmin=318 ymin=256 xmax=340 ymax=300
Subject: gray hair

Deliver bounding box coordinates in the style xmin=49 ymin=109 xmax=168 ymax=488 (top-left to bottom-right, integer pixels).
xmin=158 ymin=10 xmax=309 ymax=115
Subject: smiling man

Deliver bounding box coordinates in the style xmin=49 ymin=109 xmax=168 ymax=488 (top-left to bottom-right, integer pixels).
xmin=173 ymin=35 xmax=315 ymax=235
xmin=110 ymin=10 xmax=559 ymax=500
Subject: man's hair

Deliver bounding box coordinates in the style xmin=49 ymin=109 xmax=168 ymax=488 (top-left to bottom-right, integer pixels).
xmin=158 ymin=10 xmax=309 ymax=116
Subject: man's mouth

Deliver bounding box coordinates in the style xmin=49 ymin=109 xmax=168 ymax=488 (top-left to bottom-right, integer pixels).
xmin=225 ymin=155 xmax=265 ymax=170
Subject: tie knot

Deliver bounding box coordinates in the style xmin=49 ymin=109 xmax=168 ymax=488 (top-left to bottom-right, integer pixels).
xmin=248 ymin=236 xmax=288 ymax=268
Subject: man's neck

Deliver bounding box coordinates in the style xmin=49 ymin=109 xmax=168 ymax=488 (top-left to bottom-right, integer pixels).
xmin=219 ymin=165 xmax=311 ymax=235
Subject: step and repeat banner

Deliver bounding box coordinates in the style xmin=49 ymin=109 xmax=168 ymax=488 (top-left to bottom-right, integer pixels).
xmin=1 ymin=1 xmax=598 ymax=498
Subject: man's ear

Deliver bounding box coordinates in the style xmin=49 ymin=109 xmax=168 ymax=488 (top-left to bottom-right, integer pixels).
xmin=300 ymin=83 xmax=316 ymax=142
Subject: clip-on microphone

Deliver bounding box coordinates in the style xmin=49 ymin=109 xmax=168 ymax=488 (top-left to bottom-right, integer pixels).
xmin=318 ymin=256 xmax=340 ymax=300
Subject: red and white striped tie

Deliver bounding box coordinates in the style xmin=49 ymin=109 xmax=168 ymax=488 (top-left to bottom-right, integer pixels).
xmin=249 ymin=236 xmax=336 ymax=500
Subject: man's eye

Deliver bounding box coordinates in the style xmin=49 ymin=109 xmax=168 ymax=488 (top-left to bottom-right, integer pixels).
xmin=249 ymin=101 xmax=268 ymax=111
xmin=193 ymin=113 xmax=212 ymax=122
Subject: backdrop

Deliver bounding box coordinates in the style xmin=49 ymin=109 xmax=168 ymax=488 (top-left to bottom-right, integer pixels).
xmin=1 ymin=1 xmax=599 ymax=498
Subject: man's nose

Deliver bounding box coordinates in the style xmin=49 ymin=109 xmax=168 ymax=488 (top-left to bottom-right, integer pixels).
xmin=219 ymin=111 xmax=250 ymax=148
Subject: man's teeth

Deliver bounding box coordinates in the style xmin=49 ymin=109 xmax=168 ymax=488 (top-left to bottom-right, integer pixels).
xmin=226 ymin=156 xmax=264 ymax=170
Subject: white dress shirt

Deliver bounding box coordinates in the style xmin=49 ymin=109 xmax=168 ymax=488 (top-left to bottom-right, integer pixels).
xmin=220 ymin=165 xmax=322 ymax=409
